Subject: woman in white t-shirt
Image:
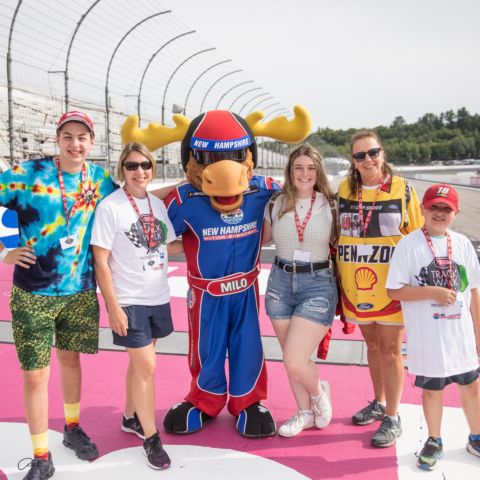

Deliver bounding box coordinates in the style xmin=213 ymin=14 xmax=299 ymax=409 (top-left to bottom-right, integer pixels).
xmin=263 ymin=143 xmax=337 ymax=437
xmin=91 ymin=142 xmax=182 ymax=470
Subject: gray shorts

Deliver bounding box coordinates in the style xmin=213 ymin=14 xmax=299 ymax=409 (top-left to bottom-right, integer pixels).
xmin=112 ymin=303 xmax=173 ymax=348
xmin=415 ymin=368 xmax=480 ymax=391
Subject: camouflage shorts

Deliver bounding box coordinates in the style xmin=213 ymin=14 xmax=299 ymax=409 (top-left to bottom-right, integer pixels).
xmin=10 ymin=285 xmax=100 ymax=371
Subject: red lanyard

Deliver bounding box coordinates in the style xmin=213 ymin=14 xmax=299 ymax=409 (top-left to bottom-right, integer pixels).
xmin=294 ymin=192 xmax=316 ymax=243
xmin=55 ymin=157 xmax=86 ymax=235
xmin=422 ymin=227 xmax=453 ymax=289
xmin=357 ymin=176 xmax=386 ymax=238
xmin=123 ymin=187 xmax=155 ymax=248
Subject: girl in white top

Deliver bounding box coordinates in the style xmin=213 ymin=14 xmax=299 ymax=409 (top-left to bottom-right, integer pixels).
xmin=263 ymin=143 xmax=337 ymax=437
xmin=91 ymin=143 xmax=182 ymax=470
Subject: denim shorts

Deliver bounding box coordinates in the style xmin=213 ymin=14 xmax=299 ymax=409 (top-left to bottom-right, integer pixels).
xmin=112 ymin=303 xmax=173 ymax=348
xmin=265 ymin=260 xmax=337 ymax=326
xmin=415 ymin=368 xmax=480 ymax=391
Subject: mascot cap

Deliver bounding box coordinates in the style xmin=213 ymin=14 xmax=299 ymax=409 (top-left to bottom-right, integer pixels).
xmin=181 ymin=110 xmax=257 ymax=171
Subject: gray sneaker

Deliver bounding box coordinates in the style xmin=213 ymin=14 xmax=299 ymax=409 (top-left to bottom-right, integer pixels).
xmin=63 ymin=425 xmax=98 ymax=460
xmin=18 ymin=452 xmax=55 ymax=480
xmin=371 ymin=415 xmax=402 ymax=448
xmin=352 ymin=400 xmax=386 ymax=425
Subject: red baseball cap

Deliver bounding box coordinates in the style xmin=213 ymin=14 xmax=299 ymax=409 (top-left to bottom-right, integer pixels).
xmin=56 ymin=111 xmax=94 ymax=135
xmin=422 ymin=183 xmax=459 ymax=211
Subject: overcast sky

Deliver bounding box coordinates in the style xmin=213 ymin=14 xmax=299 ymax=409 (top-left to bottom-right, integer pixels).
xmin=1 ymin=0 xmax=479 ymax=131
xmin=161 ymin=0 xmax=480 ymax=129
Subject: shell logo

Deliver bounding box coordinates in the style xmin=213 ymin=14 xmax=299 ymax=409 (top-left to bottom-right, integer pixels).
xmin=355 ymin=267 xmax=378 ymax=290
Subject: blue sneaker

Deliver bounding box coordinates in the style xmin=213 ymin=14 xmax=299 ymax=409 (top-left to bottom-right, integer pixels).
xmin=467 ymin=435 xmax=480 ymax=458
xmin=417 ymin=437 xmax=443 ymax=471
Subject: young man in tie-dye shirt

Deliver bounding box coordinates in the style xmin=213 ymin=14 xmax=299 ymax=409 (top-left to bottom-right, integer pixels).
xmin=0 ymin=111 xmax=116 ymax=479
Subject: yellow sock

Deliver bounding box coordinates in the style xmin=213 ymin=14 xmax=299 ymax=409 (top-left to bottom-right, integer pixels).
xmin=31 ymin=431 xmax=48 ymax=460
xmin=64 ymin=402 xmax=80 ymax=430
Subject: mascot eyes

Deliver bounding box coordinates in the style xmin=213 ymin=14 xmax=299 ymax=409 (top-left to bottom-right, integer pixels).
xmin=192 ymin=149 xmax=247 ymax=165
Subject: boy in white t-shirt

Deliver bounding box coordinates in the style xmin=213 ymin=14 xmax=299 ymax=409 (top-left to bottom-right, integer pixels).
xmin=386 ymin=183 xmax=480 ymax=471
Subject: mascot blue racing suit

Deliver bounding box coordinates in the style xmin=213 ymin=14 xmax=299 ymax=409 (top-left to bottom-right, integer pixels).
xmin=166 ymin=175 xmax=280 ymax=417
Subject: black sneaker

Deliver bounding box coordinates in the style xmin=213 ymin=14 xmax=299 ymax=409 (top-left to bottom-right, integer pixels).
xmin=63 ymin=425 xmax=99 ymax=460
xmin=18 ymin=452 xmax=55 ymax=480
xmin=143 ymin=432 xmax=171 ymax=470
xmin=352 ymin=400 xmax=386 ymax=425
xmin=122 ymin=412 xmax=145 ymax=439
xmin=371 ymin=415 xmax=402 ymax=448
xmin=417 ymin=437 xmax=443 ymax=471
xmin=467 ymin=434 xmax=480 ymax=458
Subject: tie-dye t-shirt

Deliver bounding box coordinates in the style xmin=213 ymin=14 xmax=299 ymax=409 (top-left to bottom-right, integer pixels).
xmin=0 ymin=158 xmax=116 ymax=296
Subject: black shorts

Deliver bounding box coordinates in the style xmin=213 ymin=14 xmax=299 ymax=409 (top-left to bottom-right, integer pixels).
xmin=415 ymin=368 xmax=480 ymax=391
xmin=112 ymin=303 xmax=173 ymax=348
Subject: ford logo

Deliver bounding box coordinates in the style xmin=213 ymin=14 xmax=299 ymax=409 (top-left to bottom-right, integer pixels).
xmin=357 ymin=303 xmax=373 ymax=310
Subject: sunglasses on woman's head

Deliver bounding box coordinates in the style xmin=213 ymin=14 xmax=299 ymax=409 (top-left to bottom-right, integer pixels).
xmin=352 ymin=148 xmax=382 ymax=162
xmin=123 ymin=161 xmax=153 ymax=171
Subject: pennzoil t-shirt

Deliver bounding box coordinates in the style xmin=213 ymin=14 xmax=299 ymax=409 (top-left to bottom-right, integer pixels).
xmin=336 ymin=175 xmax=423 ymax=323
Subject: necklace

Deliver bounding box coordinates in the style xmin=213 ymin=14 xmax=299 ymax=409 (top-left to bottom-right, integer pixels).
xmin=297 ymin=196 xmax=312 ymax=209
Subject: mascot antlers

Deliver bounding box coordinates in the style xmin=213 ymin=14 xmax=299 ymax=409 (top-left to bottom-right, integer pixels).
xmin=121 ymin=105 xmax=311 ymax=153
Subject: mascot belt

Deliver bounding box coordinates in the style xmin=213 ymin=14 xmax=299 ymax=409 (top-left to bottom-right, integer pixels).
xmin=187 ymin=262 xmax=260 ymax=296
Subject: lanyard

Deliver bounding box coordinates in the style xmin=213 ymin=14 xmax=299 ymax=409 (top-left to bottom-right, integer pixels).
xmin=55 ymin=157 xmax=86 ymax=236
xmin=422 ymin=227 xmax=453 ymax=289
xmin=123 ymin=187 xmax=155 ymax=248
xmin=357 ymin=176 xmax=387 ymax=238
xmin=294 ymin=192 xmax=316 ymax=243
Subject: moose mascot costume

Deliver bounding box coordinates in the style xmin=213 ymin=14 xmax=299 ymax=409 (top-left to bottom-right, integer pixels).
xmin=121 ymin=106 xmax=311 ymax=437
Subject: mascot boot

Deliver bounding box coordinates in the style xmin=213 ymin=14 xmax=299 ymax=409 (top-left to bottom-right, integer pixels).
xmin=164 ymin=401 xmax=276 ymax=438
xmin=163 ymin=401 xmax=213 ymax=434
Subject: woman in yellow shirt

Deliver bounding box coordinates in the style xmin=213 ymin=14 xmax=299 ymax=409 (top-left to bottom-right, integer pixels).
xmin=336 ymin=130 xmax=423 ymax=448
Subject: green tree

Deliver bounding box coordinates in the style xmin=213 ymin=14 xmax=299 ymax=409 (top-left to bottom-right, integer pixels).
xmin=313 ymin=107 xmax=480 ymax=164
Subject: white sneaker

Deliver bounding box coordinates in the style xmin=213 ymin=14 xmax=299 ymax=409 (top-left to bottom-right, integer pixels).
xmin=312 ymin=380 xmax=332 ymax=429
xmin=278 ymin=410 xmax=314 ymax=437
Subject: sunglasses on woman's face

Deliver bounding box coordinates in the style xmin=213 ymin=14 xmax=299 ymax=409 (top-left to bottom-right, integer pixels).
xmin=123 ymin=161 xmax=153 ymax=171
xmin=352 ymin=147 xmax=382 ymax=162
